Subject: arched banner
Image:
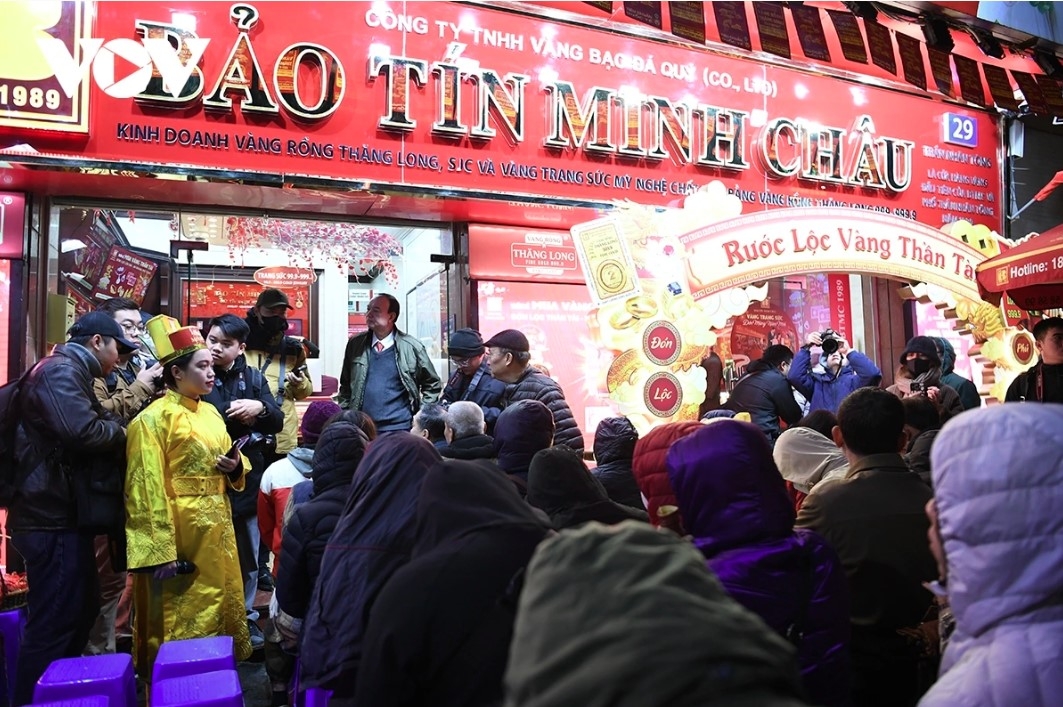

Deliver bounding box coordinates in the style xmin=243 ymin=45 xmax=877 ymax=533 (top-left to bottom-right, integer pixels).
xmin=678 ymin=207 xmax=986 ymax=303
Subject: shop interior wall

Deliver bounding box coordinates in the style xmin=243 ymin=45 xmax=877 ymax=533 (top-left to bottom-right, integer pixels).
xmin=110 ymin=215 xmax=452 ymax=385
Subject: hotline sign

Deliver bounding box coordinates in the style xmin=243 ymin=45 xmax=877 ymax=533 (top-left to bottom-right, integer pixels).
xmin=644 ymin=371 xmax=682 ymax=417
xmin=643 ymin=320 xmax=681 ymax=366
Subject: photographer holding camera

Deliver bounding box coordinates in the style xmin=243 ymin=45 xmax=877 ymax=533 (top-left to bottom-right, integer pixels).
xmin=885 ymin=336 xmax=963 ymax=421
xmin=788 ymin=329 xmax=883 ymax=414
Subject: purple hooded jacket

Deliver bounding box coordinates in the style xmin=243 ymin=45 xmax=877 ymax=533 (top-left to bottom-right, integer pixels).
xmin=667 ymin=420 xmax=851 ymax=707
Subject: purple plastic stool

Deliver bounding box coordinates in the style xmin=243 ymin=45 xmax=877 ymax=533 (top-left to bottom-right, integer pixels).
xmin=0 ymin=606 xmax=26 ymax=705
xmin=33 ymin=654 xmax=135 ymax=707
xmin=151 ymin=670 xmax=241 ymax=707
xmin=304 ymin=687 xmax=332 ymax=707
xmin=151 ymin=636 xmax=235 ymax=684
xmin=29 ymin=698 xmax=110 ymax=707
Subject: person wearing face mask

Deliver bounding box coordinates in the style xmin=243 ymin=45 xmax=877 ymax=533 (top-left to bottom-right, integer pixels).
xmin=788 ymin=331 xmax=882 ymax=414
xmin=244 ymin=289 xmax=314 ymax=592
xmin=242 ymin=289 xmax=314 ymax=465
xmin=886 ymin=336 xmax=963 ymax=421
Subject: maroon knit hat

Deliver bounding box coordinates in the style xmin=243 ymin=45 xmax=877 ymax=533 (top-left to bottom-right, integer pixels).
xmin=301 ymin=401 xmax=342 ymax=445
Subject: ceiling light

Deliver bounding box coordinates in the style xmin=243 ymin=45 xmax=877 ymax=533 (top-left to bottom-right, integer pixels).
xmin=970 ymin=29 xmax=1004 ymax=59
xmin=843 ymin=2 xmax=878 ymax=21
xmin=921 ymin=17 xmax=954 ymax=53
xmin=1035 ymin=50 xmax=1063 ymax=79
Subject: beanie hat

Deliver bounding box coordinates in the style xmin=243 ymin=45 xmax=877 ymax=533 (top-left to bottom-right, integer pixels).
xmin=300 ymin=400 xmax=342 ymax=445
xmin=448 ymin=328 xmax=485 ymax=358
xmin=899 ymin=335 xmax=941 ymax=366
xmin=493 ymin=400 xmax=555 ymax=473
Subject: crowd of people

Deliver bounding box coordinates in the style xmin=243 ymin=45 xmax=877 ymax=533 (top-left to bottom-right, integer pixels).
xmin=6 ymin=290 xmax=1063 ymax=706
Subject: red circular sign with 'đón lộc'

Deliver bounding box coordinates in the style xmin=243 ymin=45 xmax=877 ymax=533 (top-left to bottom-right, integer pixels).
xmin=644 ymin=372 xmax=682 ymax=417
xmin=642 ymin=320 xmax=682 ymax=366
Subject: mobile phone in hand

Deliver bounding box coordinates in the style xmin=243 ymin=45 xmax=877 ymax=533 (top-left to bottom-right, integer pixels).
xmin=228 ymin=435 xmax=251 ymax=457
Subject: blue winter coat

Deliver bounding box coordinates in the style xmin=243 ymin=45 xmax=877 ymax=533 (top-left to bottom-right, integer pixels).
xmin=787 ymin=348 xmax=881 ymax=414
xmin=668 ymin=420 xmax=851 ymax=707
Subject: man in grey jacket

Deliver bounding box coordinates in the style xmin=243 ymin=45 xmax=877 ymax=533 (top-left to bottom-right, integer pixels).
xmin=8 ymin=312 xmax=135 ymax=704
xmin=337 ymin=294 xmax=441 ymax=432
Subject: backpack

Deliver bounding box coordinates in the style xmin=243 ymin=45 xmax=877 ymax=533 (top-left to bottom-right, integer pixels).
xmin=0 ymin=365 xmax=37 ymax=507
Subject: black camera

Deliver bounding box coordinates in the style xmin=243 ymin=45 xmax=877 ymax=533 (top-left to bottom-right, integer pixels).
xmin=819 ymin=329 xmax=841 ymax=355
xmin=910 ymin=380 xmax=926 ymax=394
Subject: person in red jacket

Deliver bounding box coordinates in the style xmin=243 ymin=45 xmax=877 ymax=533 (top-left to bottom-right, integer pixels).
xmin=258 ymin=400 xmax=341 ymax=575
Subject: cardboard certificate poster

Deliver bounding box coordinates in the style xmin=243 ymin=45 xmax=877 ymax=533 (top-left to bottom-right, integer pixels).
xmin=72 ymin=226 xmax=118 ymax=284
xmin=91 ymin=246 xmax=157 ymax=303
xmin=570 ymin=218 xmax=641 ymax=306
xmin=730 ymin=304 xmax=799 ymax=365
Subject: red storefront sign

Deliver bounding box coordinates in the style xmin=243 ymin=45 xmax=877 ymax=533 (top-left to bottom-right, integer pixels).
xmin=468 ymin=226 xmax=585 ymax=283
xmin=0 ymin=193 xmax=26 ymax=259
xmin=254 ymin=266 xmax=318 ymax=288
xmin=828 ymin=274 xmax=851 ymax=340
xmin=2 ymin=2 xmax=1002 ymax=233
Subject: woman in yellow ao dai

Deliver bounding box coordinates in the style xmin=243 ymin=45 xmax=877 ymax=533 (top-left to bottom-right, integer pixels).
xmin=125 ymin=340 xmax=252 ymax=675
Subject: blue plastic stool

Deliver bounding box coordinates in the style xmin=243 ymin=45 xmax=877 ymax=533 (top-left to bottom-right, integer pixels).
xmin=151 ymin=636 xmax=235 ymax=684
xmin=0 ymin=606 xmax=26 ymax=705
xmin=33 ymin=654 xmax=135 ymax=707
xmin=151 ymin=670 xmax=241 ymax=707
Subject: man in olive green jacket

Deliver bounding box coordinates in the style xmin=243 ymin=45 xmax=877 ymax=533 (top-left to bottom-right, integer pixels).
xmin=337 ymin=293 xmax=441 ymax=432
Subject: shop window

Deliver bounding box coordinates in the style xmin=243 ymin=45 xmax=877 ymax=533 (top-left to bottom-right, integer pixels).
xmin=46 ymin=204 xmax=452 ymax=386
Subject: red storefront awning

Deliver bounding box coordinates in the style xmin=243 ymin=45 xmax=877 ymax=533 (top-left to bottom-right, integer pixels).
xmin=977 ymin=227 xmax=1063 ymax=310
xmin=518 ymin=1 xmax=1062 ymax=117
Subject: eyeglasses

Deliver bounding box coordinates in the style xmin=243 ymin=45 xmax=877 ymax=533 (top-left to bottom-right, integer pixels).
xmin=119 ymin=321 xmax=146 ymax=334
xmin=449 ymin=356 xmax=472 ymax=366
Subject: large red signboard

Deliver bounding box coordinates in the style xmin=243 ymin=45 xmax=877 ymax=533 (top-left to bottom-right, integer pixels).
xmin=1 ymin=2 xmax=1002 ymax=232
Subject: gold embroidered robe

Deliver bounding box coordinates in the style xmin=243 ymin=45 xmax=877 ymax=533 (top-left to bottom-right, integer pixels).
xmin=125 ymin=390 xmax=252 ymax=674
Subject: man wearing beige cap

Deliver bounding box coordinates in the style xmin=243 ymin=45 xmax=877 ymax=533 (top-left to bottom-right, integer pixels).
xmin=485 ymin=328 xmax=584 ymax=454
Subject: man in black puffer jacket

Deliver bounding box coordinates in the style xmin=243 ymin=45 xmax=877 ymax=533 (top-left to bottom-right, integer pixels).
xmin=591 ymin=416 xmax=645 ymax=510
xmin=275 ymin=414 xmax=370 ymax=624
xmin=440 ymin=401 xmax=494 ymax=460
xmin=485 ymin=329 xmax=584 ymax=455
xmin=8 ymin=312 xmax=134 ymax=705
xmin=723 ymin=345 xmax=802 ymax=445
